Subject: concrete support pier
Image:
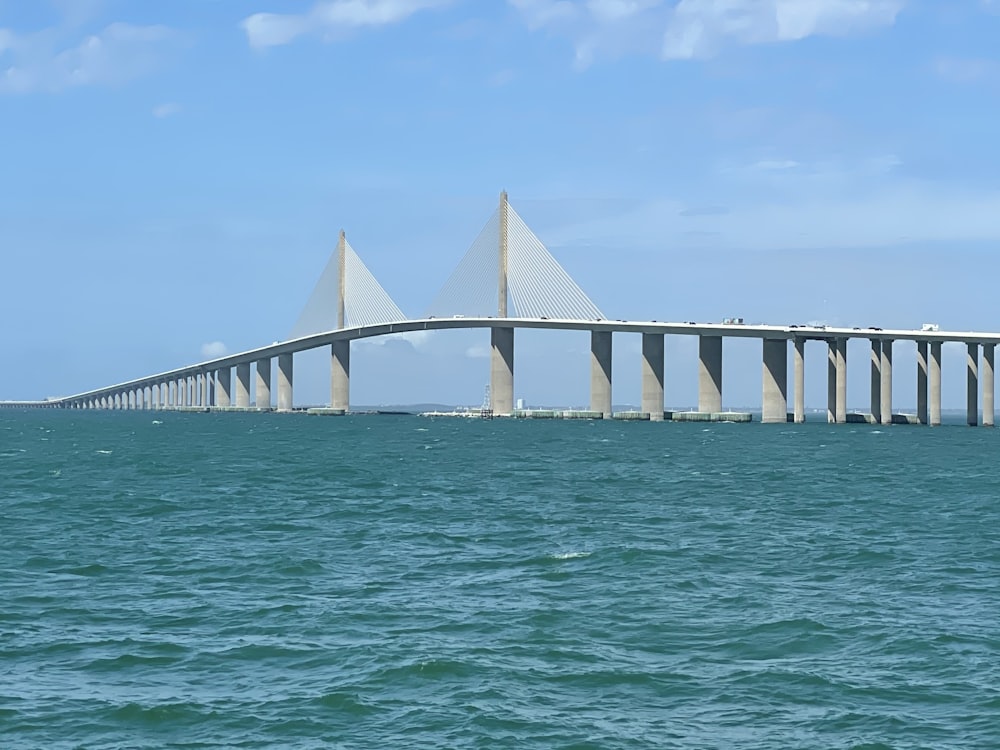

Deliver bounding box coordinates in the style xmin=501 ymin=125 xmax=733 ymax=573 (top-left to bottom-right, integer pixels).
xmin=216 ymin=368 xmax=232 ymax=408
xmin=930 ymin=342 xmax=942 ymax=426
xmin=983 ymin=344 xmax=995 ymax=427
xmin=793 ymin=339 xmax=805 ymax=423
xmin=236 ymin=363 xmax=251 ymax=408
xmin=762 ymin=338 xmax=788 ymax=423
xmin=698 ymin=336 xmax=723 ymax=414
xmin=490 ymin=327 xmax=514 ymax=416
xmin=590 ymin=331 xmax=613 ymax=418
xmin=278 ymin=353 xmax=293 ymax=412
xmin=256 ymin=359 xmax=271 ymax=409
xmin=916 ymin=341 xmax=928 ymax=425
xmin=836 ymin=338 xmax=847 ymax=424
xmin=870 ymin=339 xmax=882 ymax=424
xmin=827 ymin=340 xmax=836 ymax=423
xmin=331 ymin=340 xmax=350 ymax=411
xmin=880 ymin=340 xmax=893 ymax=426
xmin=641 ymin=333 xmax=664 ymax=421
xmin=967 ymin=343 xmax=979 ymax=426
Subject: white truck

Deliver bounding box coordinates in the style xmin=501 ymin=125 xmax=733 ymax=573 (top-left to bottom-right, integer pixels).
xmin=921 ymin=323 xmax=940 ymax=332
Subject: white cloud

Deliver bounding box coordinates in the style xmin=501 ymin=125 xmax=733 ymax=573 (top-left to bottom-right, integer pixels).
xmin=242 ymin=0 xmax=454 ymax=48
xmin=934 ymin=56 xmax=1000 ymax=84
xmin=465 ymin=344 xmax=491 ymax=359
xmin=509 ymin=0 xmax=582 ymax=30
xmin=152 ymin=101 xmax=181 ymax=118
xmin=543 ymin=177 xmax=1000 ymax=254
xmin=0 ymin=22 xmax=177 ymax=94
xmin=356 ymin=330 xmax=434 ymax=350
xmin=506 ymin=0 xmax=904 ymax=64
xmin=663 ymin=0 xmax=905 ymax=59
xmin=201 ymin=341 xmax=229 ymax=359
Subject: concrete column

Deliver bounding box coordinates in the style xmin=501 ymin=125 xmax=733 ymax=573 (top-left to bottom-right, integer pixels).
xmin=930 ymin=342 xmax=942 ymax=426
xmin=152 ymin=384 xmax=159 ymax=409
xmin=188 ymin=376 xmax=195 ymax=407
xmin=870 ymin=339 xmax=882 ymax=424
xmin=698 ymin=335 xmax=722 ymax=413
xmin=967 ymin=343 xmax=979 ymax=427
xmin=983 ymin=344 xmax=995 ymax=427
xmin=590 ymin=330 xmax=613 ymax=418
xmin=331 ymin=340 xmax=350 ymax=411
xmin=641 ymin=333 xmax=664 ymax=421
xmin=201 ymin=373 xmax=209 ymax=408
xmin=827 ymin=340 xmax=836 ymax=423
xmin=836 ymin=338 xmax=847 ymax=424
xmin=256 ymin=359 xmax=272 ymax=409
xmin=216 ymin=368 xmax=232 ymax=408
xmin=880 ymin=340 xmax=893 ymax=426
xmin=916 ymin=341 xmax=928 ymax=425
xmin=490 ymin=327 xmax=514 ymax=415
xmin=762 ymin=338 xmax=788 ymax=424
xmin=278 ymin=353 xmax=293 ymax=412
xmin=793 ymin=339 xmax=805 ymax=423
xmin=236 ymin=364 xmax=251 ymax=408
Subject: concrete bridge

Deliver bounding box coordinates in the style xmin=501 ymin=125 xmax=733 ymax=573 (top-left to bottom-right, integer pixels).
xmin=3 ymin=193 xmax=996 ymax=426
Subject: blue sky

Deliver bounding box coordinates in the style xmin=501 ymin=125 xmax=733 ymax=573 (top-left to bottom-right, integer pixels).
xmin=2 ymin=0 xmax=1000 ymax=409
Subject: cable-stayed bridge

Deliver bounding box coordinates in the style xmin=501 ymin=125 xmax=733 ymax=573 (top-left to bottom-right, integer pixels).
xmin=4 ymin=192 xmax=1000 ymax=426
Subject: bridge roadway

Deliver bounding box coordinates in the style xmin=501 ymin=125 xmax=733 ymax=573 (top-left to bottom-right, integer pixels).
xmin=6 ymin=318 xmax=999 ymax=426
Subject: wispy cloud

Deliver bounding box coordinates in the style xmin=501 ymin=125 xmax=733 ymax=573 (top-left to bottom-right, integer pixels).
xmin=542 ymin=166 xmax=1000 ymax=254
xmin=242 ymin=0 xmax=454 ymax=48
xmin=507 ymin=0 xmax=905 ymax=66
xmin=0 ymin=22 xmax=178 ymax=94
xmin=152 ymin=101 xmax=181 ymax=118
xmin=201 ymin=341 xmax=229 ymax=359
xmin=933 ymin=56 xmax=1000 ymax=84
xmin=663 ymin=0 xmax=905 ymax=59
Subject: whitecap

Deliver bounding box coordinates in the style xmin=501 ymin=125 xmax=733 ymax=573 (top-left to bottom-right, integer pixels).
xmin=550 ymin=551 xmax=591 ymax=560
xmin=96 ymin=450 xmax=113 ymax=455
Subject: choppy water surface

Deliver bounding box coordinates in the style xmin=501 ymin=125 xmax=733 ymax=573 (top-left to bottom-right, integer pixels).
xmin=2 ymin=411 xmax=999 ymax=748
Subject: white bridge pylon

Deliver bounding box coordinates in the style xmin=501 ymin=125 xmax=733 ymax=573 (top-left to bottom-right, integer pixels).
xmin=426 ymin=192 xmax=604 ymax=321
xmin=290 ymin=231 xmax=407 ymax=340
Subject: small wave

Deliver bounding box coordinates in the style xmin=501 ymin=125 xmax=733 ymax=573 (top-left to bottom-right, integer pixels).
xmin=550 ymin=551 xmax=591 ymax=560
xmin=96 ymin=450 xmax=113 ymax=455
xmin=152 ymin=420 xmax=163 ymax=425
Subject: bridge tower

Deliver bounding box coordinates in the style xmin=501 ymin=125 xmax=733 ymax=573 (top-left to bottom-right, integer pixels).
xmin=331 ymin=230 xmax=350 ymax=412
xmin=491 ymin=190 xmax=515 ymax=416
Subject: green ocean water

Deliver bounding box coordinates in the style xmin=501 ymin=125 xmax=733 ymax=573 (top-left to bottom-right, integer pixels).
xmin=2 ymin=411 xmax=998 ymax=749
